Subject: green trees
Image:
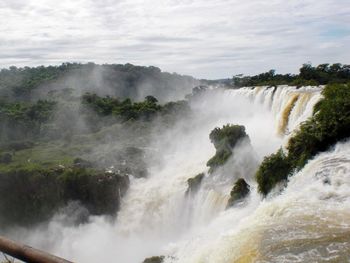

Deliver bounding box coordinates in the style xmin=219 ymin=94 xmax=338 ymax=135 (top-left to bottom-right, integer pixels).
xmin=82 ymin=93 xmax=162 ymax=121
xmin=256 ymin=83 xmax=350 ymax=195
xmin=207 ymin=124 xmax=248 ymax=173
xmin=227 ymin=178 xmax=250 ymax=208
xmin=233 ymin=63 xmax=350 ymax=87
xmin=0 ymin=63 xmax=197 ymax=102
xmin=288 ymin=83 xmax=350 ymax=168
xmin=256 ymin=149 xmax=292 ymax=195
xmin=0 ymin=100 xmax=56 ymax=141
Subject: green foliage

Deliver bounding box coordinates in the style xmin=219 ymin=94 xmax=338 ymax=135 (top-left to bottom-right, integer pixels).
xmin=227 ymin=178 xmax=250 ymax=208
xmin=0 ymin=65 xmax=65 ymax=100
xmin=81 ymin=93 xmax=190 ymax=126
xmin=288 ymin=83 xmax=350 ymax=168
xmin=207 ymin=149 xmax=232 ymax=171
xmin=0 ymin=63 xmax=197 ymax=102
xmin=256 ymin=83 xmax=350 ymax=195
xmin=0 ymin=63 xmax=195 ymax=227
xmin=207 ymin=124 xmax=248 ymax=172
xmin=256 ymin=149 xmax=292 ymax=196
xmin=233 ymin=63 xmax=350 ymax=87
xmin=82 ymin=93 xmax=162 ymax=121
xmin=0 ymin=100 xmax=56 ymax=141
xmin=0 ymin=63 xmax=195 ymax=142
xmin=145 ymin=95 xmax=158 ymax=104
xmin=209 ymin=124 xmax=247 ymax=150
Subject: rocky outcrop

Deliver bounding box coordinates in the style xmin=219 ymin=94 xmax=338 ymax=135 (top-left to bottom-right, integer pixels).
xmin=226 ymin=178 xmax=250 ymax=208
xmin=186 ymin=173 xmax=205 ymax=195
xmin=207 ymin=124 xmax=249 ymax=173
xmin=0 ymin=166 xmax=129 ymax=227
xmin=142 ymin=256 xmax=164 ymax=263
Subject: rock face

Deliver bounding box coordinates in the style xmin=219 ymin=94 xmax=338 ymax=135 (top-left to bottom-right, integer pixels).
xmin=0 ymin=167 xmax=129 ymax=227
xmin=226 ymin=178 xmax=250 ymax=208
xmin=142 ymin=256 xmax=164 ymax=263
xmin=186 ymin=173 xmax=205 ymax=194
xmin=207 ymin=124 xmax=249 ymax=173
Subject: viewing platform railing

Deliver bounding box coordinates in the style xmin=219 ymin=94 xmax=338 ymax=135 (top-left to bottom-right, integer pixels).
xmin=0 ymin=236 xmax=73 ymax=263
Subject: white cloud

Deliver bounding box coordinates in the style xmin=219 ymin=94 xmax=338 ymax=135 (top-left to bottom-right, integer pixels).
xmin=0 ymin=0 xmax=349 ymax=78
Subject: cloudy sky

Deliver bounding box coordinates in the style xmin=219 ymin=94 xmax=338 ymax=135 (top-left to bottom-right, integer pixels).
xmin=0 ymin=0 xmax=349 ymax=78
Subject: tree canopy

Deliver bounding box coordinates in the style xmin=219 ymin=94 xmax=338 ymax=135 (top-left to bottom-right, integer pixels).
xmin=233 ymin=63 xmax=350 ymax=87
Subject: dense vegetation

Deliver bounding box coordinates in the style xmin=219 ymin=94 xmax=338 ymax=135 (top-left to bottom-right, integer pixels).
xmin=256 ymin=83 xmax=350 ymax=195
xmin=82 ymin=93 xmax=190 ymax=123
xmin=207 ymin=124 xmax=248 ymax=173
xmin=226 ymin=178 xmax=250 ymax=208
xmin=0 ymin=63 xmax=196 ymax=227
xmin=0 ymin=100 xmax=56 ymax=141
xmin=0 ymin=63 xmax=198 ymax=102
xmin=256 ymin=150 xmax=292 ymax=195
xmin=0 ymin=92 xmax=189 ymax=226
xmin=233 ymin=63 xmax=350 ymax=87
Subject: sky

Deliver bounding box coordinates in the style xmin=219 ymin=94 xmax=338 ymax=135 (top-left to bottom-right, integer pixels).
xmin=0 ymin=0 xmax=349 ymax=79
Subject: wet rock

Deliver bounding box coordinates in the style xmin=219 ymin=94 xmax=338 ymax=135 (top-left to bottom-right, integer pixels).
xmin=0 ymin=167 xmax=130 ymax=227
xmin=186 ymin=173 xmax=205 ymax=195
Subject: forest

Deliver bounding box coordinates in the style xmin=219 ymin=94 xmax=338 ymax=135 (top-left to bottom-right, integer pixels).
xmin=233 ymin=63 xmax=350 ymax=87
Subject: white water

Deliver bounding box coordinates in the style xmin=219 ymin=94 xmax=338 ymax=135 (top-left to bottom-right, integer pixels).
xmin=9 ymin=85 xmax=349 ymax=263
xmin=170 ymin=140 xmax=350 ymax=263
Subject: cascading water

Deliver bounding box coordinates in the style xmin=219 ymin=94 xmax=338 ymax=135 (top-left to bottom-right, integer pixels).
xmin=10 ymin=85 xmax=347 ymax=263
xmin=169 ymin=140 xmax=350 ymax=263
xmin=232 ymin=85 xmax=323 ymax=139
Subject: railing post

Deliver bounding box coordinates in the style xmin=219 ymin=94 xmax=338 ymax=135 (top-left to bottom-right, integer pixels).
xmin=0 ymin=236 xmax=74 ymax=263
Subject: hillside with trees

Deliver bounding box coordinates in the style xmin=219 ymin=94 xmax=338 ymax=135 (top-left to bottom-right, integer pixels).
xmin=233 ymin=63 xmax=350 ymax=87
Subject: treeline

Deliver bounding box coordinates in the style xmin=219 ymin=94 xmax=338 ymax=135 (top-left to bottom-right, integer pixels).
xmin=0 ymin=100 xmax=56 ymax=142
xmin=233 ymin=63 xmax=350 ymax=87
xmin=82 ymin=93 xmax=188 ymax=119
xmin=0 ymin=62 xmax=198 ymax=102
xmin=0 ymin=93 xmax=190 ymax=143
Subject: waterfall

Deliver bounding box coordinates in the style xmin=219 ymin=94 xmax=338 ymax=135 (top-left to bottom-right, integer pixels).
xmin=230 ymin=85 xmax=323 ymax=137
xmin=113 ymin=85 xmax=326 ymax=262
xmin=169 ymin=140 xmax=350 ymax=263
xmin=12 ymin=85 xmax=340 ymax=263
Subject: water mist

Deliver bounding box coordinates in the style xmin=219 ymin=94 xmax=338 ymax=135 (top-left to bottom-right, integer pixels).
xmin=6 ymin=85 xmax=335 ymax=263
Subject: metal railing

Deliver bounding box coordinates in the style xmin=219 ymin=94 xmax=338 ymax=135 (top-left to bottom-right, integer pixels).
xmin=0 ymin=236 xmax=73 ymax=263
